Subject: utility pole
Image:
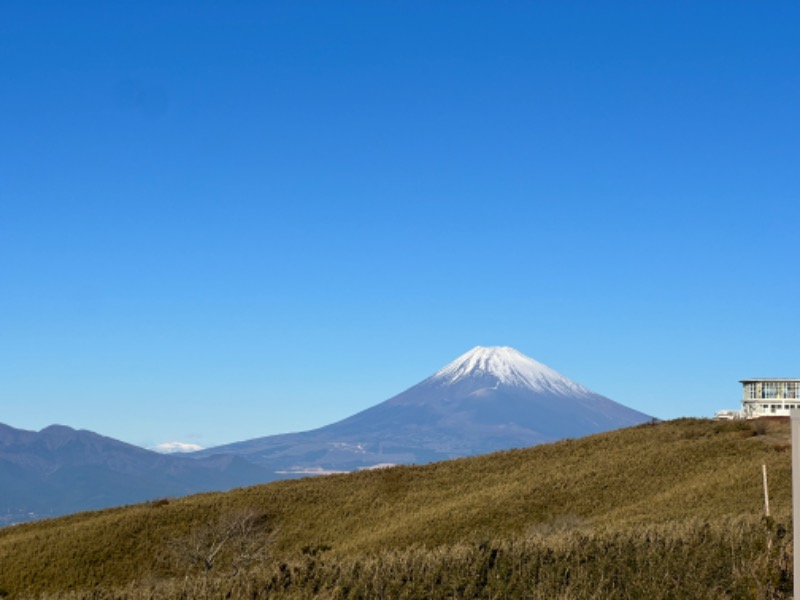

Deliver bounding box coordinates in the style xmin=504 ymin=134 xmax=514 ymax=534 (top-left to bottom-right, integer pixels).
xmin=791 ymin=411 xmax=800 ymax=600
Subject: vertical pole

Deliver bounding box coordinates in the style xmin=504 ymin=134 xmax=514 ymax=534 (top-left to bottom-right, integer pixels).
xmin=791 ymin=410 xmax=800 ymax=599
xmin=762 ymin=464 xmax=770 ymax=518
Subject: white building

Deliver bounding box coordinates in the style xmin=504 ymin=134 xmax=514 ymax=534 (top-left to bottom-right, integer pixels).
xmin=740 ymin=379 xmax=800 ymax=418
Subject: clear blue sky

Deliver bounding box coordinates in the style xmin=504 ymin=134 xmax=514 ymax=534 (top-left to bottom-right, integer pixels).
xmin=2 ymin=2 xmax=798 ymax=449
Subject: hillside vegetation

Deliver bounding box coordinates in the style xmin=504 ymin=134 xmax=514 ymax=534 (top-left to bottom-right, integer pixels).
xmin=0 ymin=418 xmax=794 ymax=599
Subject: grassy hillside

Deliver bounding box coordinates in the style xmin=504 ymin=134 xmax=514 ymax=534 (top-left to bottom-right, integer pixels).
xmin=0 ymin=418 xmax=794 ymax=599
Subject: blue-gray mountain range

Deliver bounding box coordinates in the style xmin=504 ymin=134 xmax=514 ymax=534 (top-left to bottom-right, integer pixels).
xmin=0 ymin=423 xmax=268 ymax=524
xmin=1 ymin=346 xmax=651 ymax=524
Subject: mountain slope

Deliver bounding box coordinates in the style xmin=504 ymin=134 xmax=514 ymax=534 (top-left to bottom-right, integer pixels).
xmin=0 ymin=424 xmax=270 ymax=524
xmin=199 ymin=346 xmax=652 ymax=473
xmin=0 ymin=418 xmax=791 ymax=599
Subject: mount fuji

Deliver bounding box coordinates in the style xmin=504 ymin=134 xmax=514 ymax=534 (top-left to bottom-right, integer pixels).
xmin=197 ymin=346 xmax=652 ymax=475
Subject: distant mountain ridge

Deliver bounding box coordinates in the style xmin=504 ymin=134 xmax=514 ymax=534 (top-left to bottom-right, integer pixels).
xmin=196 ymin=346 xmax=652 ymax=474
xmin=0 ymin=423 xmax=269 ymax=524
xmin=1 ymin=346 xmax=651 ymax=523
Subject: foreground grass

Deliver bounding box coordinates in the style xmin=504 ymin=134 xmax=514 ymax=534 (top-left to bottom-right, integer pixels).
xmin=0 ymin=418 xmax=794 ymax=598
xmin=25 ymin=515 xmax=793 ymax=600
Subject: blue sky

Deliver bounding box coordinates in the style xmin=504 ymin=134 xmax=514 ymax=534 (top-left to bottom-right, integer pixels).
xmin=2 ymin=2 xmax=798 ymax=449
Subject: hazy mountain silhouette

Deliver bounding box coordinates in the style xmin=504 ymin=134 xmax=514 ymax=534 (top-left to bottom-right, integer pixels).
xmin=0 ymin=423 xmax=269 ymax=524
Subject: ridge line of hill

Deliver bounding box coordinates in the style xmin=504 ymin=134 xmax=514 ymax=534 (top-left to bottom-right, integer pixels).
xmin=0 ymin=418 xmax=794 ymax=599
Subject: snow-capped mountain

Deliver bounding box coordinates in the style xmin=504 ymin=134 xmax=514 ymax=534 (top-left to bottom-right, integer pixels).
xmin=151 ymin=441 xmax=205 ymax=454
xmin=1 ymin=347 xmax=650 ymax=524
xmin=431 ymin=346 xmax=592 ymax=393
xmin=196 ymin=346 xmax=652 ymax=475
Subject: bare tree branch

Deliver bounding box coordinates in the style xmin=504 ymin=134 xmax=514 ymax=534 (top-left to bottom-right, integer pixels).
xmin=169 ymin=508 xmax=272 ymax=575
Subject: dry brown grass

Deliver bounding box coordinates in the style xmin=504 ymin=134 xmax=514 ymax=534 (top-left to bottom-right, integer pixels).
xmin=0 ymin=418 xmax=793 ymax=599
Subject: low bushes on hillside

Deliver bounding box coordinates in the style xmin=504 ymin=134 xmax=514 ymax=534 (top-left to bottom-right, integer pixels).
xmin=26 ymin=514 xmax=792 ymax=600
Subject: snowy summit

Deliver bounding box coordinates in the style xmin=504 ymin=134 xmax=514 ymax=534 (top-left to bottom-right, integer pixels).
xmin=431 ymin=346 xmax=593 ymax=396
xmin=151 ymin=441 xmax=204 ymax=454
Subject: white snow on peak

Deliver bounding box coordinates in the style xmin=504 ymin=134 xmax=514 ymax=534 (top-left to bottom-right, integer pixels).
xmin=151 ymin=441 xmax=204 ymax=454
xmin=432 ymin=346 xmax=594 ymax=395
